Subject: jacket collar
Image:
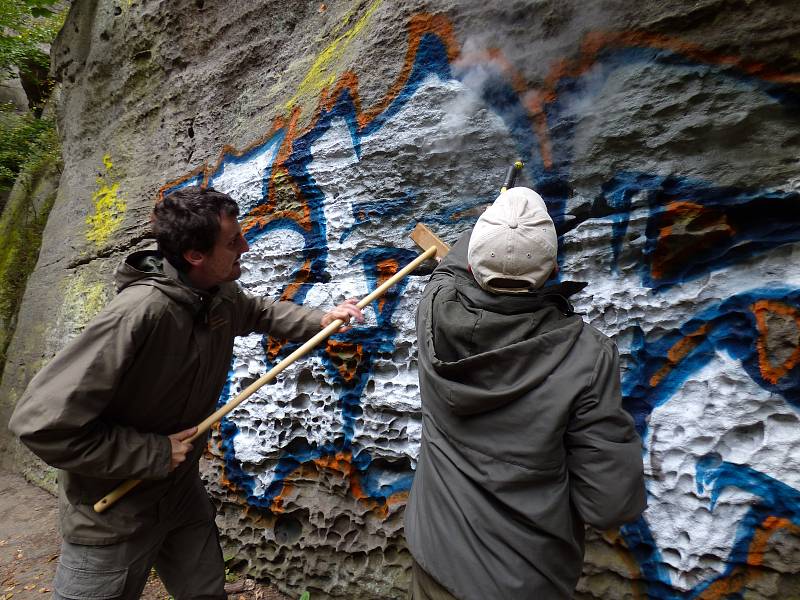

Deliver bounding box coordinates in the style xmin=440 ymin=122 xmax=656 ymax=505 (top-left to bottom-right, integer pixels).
xmin=454 ymin=271 xmax=587 ymax=316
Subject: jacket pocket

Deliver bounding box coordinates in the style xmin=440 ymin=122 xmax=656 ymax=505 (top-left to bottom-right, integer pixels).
xmin=54 ymin=562 xmax=128 ymax=599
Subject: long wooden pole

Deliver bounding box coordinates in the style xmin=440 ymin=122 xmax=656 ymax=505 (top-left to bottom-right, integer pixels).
xmin=93 ymin=244 xmax=438 ymax=513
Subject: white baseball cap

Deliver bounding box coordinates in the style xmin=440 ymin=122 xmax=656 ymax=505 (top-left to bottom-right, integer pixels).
xmin=467 ymin=187 xmax=557 ymax=294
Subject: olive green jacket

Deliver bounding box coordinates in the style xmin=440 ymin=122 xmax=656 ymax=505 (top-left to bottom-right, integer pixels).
xmin=9 ymin=251 xmax=323 ymax=544
xmin=405 ymin=232 xmax=646 ymax=599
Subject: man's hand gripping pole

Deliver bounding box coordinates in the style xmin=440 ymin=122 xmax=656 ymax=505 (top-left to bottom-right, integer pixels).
xmin=94 ymin=226 xmax=449 ymax=514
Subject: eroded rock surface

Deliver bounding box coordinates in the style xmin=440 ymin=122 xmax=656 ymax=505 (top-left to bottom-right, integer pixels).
xmin=2 ymin=1 xmax=800 ymax=598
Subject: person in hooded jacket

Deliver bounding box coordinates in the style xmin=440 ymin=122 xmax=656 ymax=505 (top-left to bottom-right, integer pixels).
xmin=9 ymin=186 xmax=364 ymax=600
xmin=404 ymin=186 xmax=646 ymax=600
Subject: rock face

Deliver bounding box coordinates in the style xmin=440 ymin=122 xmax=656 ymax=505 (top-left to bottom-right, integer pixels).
xmin=2 ymin=0 xmax=800 ymax=598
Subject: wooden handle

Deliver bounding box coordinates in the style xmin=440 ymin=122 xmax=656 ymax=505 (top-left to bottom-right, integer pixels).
xmin=93 ymin=478 xmax=142 ymax=512
xmin=94 ymin=245 xmax=438 ymax=513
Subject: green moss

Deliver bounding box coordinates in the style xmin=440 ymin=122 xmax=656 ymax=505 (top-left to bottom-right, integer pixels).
xmin=22 ymin=461 xmax=57 ymax=494
xmin=0 ymin=118 xmax=61 ymax=384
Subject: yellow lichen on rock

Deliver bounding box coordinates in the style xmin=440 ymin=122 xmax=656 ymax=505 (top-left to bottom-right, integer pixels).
xmin=64 ymin=273 xmax=108 ymax=327
xmin=50 ymin=270 xmax=109 ymax=349
xmin=85 ymin=154 xmax=126 ymax=246
xmin=285 ymin=0 xmax=383 ymax=111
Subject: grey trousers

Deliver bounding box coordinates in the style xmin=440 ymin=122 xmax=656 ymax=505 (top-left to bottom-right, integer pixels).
xmin=408 ymin=559 xmax=458 ymax=600
xmin=53 ymin=484 xmax=225 ymax=600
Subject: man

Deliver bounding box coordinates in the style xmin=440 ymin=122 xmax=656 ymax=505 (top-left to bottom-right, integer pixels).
xmin=9 ymin=186 xmax=363 ymax=599
xmin=405 ymin=187 xmax=646 ymax=599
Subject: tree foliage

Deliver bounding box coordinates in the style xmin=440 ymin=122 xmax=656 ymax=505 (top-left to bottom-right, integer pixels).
xmin=0 ymin=0 xmax=65 ymax=77
xmin=0 ymin=103 xmax=54 ymax=190
xmin=0 ymin=0 xmax=66 ymax=189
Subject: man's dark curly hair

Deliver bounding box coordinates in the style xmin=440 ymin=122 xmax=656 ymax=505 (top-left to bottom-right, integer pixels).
xmin=151 ymin=186 xmax=239 ymax=271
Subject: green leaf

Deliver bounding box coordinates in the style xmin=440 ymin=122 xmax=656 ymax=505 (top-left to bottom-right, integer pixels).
xmin=299 ymin=592 xmax=310 ymax=600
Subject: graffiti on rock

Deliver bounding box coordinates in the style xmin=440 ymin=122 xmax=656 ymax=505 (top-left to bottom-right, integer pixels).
xmin=162 ymin=14 xmax=800 ymax=598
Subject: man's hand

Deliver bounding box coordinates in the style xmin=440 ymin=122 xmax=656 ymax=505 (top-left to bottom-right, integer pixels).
xmin=320 ymin=298 xmax=365 ymax=333
xmin=168 ymin=426 xmax=197 ymax=471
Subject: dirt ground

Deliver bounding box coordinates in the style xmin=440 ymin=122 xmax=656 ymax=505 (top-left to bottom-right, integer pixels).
xmin=0 ymin=470 xmax=290 ymax=600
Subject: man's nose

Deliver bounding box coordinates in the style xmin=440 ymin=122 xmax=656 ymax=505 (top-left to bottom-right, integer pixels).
xmin=239 ymin=235 xmax=249 ymax=253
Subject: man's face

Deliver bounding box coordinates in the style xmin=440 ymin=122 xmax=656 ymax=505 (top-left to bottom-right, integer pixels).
xmin=185 ymin=213 xmax=249 ymax=289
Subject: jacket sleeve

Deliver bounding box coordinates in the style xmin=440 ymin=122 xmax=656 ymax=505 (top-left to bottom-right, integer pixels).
xmin=565 ymin=341 xmax=647 ymax=529
xmin=234 ymin=287 xmax=324 ymax=340
xmin=8 ymin=308 xmax=172 ymax=480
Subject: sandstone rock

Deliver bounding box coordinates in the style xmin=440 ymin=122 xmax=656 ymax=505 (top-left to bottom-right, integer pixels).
xmin=2 ymin=1 xmax=800 ymax=598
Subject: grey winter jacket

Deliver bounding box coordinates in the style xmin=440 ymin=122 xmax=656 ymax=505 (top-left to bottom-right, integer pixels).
xmin=405 ymin=232 xmax=646 ymax=599
xmin=9 ymin=251 xmax=323 ymax=545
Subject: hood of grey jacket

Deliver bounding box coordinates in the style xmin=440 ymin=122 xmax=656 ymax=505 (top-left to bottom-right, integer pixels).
xmin=423 ymin=244 xmax=585 ymax=416
xmin=117 ymin=250 xmax=224 ymax=306
xmin=116 ymin=250 xmax=246 ymax=329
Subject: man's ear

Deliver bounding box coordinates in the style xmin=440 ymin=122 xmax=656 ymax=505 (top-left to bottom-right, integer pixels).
xmin=183 ymin=249 xmax=206 ymax=269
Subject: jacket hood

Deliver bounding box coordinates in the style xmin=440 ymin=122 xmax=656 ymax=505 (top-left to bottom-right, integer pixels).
xmin=115 ymin=250 xmax=209 ymax=307
xmin=419 ymin=244 xmax=586 ymax=417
